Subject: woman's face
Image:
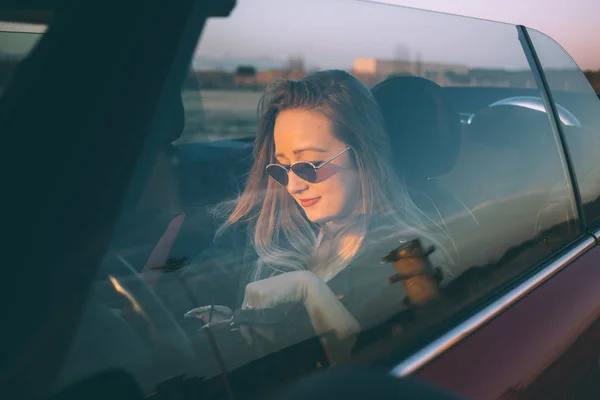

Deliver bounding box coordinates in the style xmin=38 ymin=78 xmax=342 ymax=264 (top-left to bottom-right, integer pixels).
xmin=272 ymin=108 xmax=360 ymax=225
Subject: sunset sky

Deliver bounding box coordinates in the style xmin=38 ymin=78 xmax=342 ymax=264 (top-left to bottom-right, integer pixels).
xmin=194 ymin=0 xmax=600 ymax=72
xmin=1 ymin=0 xmax=598 ymax=70
xmin=386 ymin=0 xmax=600 ymax=70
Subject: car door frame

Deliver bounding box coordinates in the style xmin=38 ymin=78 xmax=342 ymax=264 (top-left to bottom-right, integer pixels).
xmin=0 ymin=1 xmax=235 ymax=398
xmin=2 ymin=2 xmax=599 ymax=399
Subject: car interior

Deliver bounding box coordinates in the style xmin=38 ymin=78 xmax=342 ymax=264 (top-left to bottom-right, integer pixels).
xmin=4 ymin=3 xmax=600 ymax=398
xmin=51 ymin=70 xmax=600 ymax=396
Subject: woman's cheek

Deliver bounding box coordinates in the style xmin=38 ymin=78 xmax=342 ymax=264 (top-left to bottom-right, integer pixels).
xmin=338 ymin=170 xmax=361 ymax=207
xmin=327 ymin=172 xmax=359 ymax=214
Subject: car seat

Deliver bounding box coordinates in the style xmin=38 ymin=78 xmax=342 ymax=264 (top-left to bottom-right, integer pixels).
xmin=371 ymin=76 xmax=474 ymax=229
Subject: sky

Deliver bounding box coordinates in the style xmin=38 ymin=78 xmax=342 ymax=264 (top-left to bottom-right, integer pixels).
xmin=1 ymin=0 xmax=598 ymax=70
xmin=193 ymin=0 xmax=600 ymax=71
xmin=385 ymin=0 xmax=600 ymax=70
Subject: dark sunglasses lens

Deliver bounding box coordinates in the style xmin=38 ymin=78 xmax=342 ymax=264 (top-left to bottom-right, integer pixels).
xmin=266 ymin=165 xmax=289 ymax=186
xmin=291 ymin=162 xmax=317 ymax=183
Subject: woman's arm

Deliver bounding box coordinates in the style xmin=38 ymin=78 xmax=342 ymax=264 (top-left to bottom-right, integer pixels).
xmin=243 ymin=270 xmax=360 ymax=340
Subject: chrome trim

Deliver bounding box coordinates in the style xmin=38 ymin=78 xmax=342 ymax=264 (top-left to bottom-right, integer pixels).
xmin=593 ymin=229 xmax=600 ymax=241
xmin=390 ymin=236 xmax=596 ymax=377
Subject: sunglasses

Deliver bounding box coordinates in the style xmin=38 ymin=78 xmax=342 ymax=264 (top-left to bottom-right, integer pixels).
xmin=265 ymin=146 xmax=352 ymax=186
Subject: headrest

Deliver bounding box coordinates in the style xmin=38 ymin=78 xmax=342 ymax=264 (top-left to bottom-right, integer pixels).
xmin=468 ymin=104 xmax=551 ymax=149
xmin=371 ymin=77 xmax=461 ymax=182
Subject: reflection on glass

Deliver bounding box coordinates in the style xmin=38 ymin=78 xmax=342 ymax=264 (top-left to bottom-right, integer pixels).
xmin=56 ymin=1 xmax=583 ymax=398
xmin=183 ymin=0 xmax=538 ymax=145
xmin=176 ymin=70 xmax=456 ymax=383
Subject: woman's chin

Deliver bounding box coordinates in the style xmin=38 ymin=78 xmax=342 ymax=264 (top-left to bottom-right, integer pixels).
xmin=306 ymin=208 xmax=361 ymax=228
xmin=301 ymin=203 xmax=354 ymax=226
xmin=305 ymin=211 xmax=339 ymax=226
xmin=307 ymin=216 xmax=325 ymax=225
xmin=304 ymin=211 xmax=329 ymax=225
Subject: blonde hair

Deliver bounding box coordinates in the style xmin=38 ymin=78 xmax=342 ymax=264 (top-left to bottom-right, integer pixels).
xmin=217 ymin=70 xmax=452 ymax=282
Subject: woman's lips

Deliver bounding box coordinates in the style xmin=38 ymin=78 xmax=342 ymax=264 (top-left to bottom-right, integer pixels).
xmin=299 ymin=197 xmax=321 ymax=208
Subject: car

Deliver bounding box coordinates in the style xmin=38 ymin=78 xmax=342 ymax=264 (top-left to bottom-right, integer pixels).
xmin=3 ymin=0 xmax=600 ymax=399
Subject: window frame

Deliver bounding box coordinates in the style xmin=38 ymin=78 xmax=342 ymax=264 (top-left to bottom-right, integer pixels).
xmin=389 ymin=24 xmax=598 ymax=376
xmin=5 ymin=1 xmax=596 ymax=396
xmin=518 ymin=25 xmax=586 ymax=231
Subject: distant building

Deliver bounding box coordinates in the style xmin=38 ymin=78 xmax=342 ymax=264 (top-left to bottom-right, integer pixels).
xmin=353 ymin=58 xmax=469 ymax=86
xmin=256 ymin=69 xmax=288 ymax=85
xmin=351 ymin=57 xmax=554 ymax=88
xmin=288 ymin=56 xmax=305 ymax=74
xmin=255 ymin=68 xmax=306 ymax=85
xmin=353 ymin=58 xmax=378 ymax=75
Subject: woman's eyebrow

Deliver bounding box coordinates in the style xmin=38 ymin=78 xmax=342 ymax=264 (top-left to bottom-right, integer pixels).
xmin=292 ymin=146 xmax=328 ymax=154
xmin=274 ymin=146 xmax=328 ymax=159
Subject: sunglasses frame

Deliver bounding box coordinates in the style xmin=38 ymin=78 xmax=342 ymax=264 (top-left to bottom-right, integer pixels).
xmin=265 ymin=146 xmax=352 ymax=186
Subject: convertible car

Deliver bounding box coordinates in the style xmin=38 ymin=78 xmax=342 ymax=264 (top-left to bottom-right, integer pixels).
xmin=2 ymin=0 xmax=600 ymax=399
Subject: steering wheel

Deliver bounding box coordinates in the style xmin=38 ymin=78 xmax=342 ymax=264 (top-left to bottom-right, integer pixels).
xmin=106 ymin=271 xmax=194 ymax=354
xmin=92 ymin=267 xmax=197 ymax=391
xmin=55 ymin=262 xmax=197 ymax=396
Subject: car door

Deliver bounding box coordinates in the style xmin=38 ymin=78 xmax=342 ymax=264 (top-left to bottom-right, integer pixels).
xmin=3 ymin=1 xmax=600 ymax=400
xmin=395 ymin=25 xmax=600 ymax=400
xmin=164 ymin=2 xmax=594 ymax=398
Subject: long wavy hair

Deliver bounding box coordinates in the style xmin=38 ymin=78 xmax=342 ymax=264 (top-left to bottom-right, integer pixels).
xmin=217 ymin=70 xmax=453 ymax=282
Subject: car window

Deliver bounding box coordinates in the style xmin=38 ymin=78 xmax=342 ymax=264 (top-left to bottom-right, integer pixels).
xmin=0 ymin=23 xmax=45 ymax=98
xmin=54 ymin=1 xmax=581 ymax=398
xmin=526 ymin=28 xmax=600 ymax=230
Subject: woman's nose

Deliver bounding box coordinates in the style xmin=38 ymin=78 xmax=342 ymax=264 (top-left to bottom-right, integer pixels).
xmin=287 ymin=169 xmax=309 ymax=194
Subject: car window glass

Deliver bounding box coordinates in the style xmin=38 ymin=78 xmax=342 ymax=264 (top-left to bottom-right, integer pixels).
xmin=0 ymin=23 xmax=45 ymax=98
xmin=55 ymin=1 xmax=581 ymax=398
xmin=527 ymin=28 xmax=600 ymax=229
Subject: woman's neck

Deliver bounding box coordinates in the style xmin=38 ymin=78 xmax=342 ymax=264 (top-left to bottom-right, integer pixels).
xmin=312 ymin=218 xmax=365 ymax=282
xmin=317 ymin=215 xmax=365 ymax=259
xmin=321 ymin=213 xmax=362 ymax=238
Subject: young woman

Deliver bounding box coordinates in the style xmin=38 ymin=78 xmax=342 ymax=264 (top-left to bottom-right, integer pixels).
xmin=181 ymin=69 xmax=453 ymax=355
xmin=178 ymin=70 xmax=451 ymax=366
